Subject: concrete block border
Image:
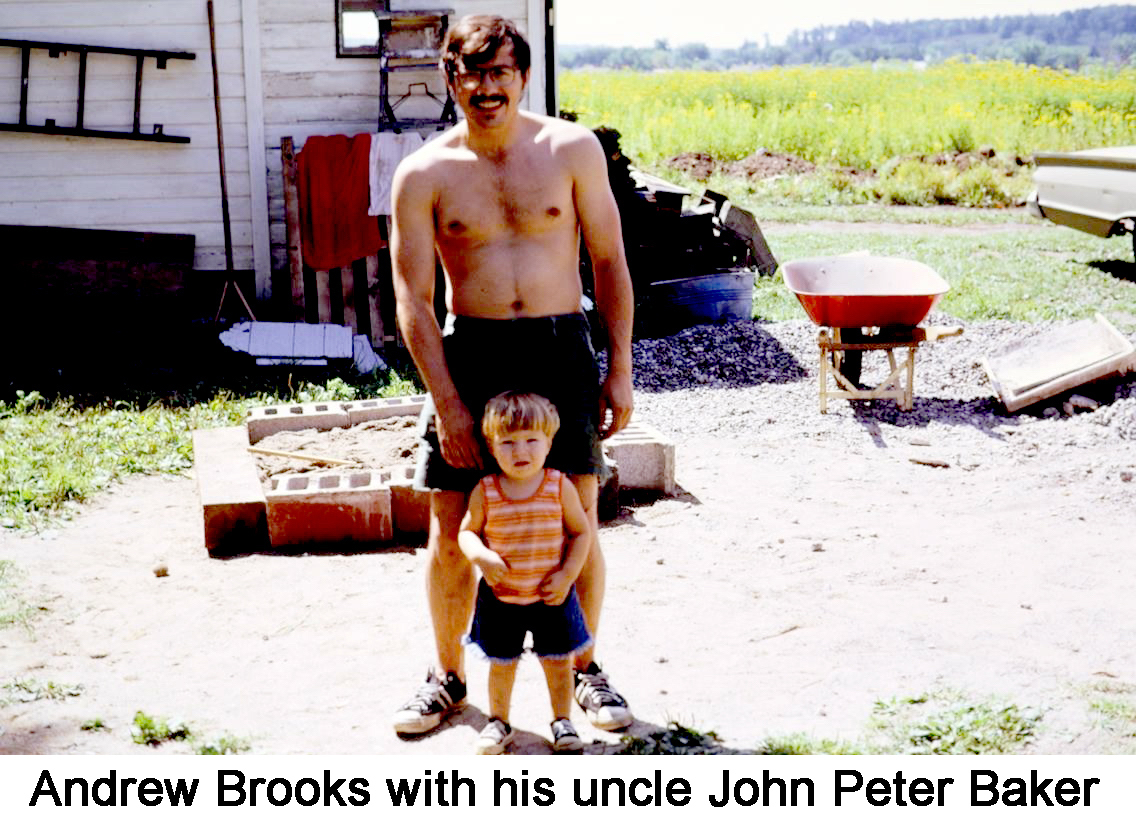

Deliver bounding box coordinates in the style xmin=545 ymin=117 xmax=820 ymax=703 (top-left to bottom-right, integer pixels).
xmin=195 ymin=396 xmax=675 ymax=553
xmin=246 ymin=395 xmax=427 ymax=444
xmin=266 ymin=471 xmax=393 ymax=547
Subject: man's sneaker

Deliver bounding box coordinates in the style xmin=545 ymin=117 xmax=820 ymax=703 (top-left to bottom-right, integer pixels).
xmin=551 ymin=718 xmax=584 ymax=752
xmin=392 ymin=670 xmax=467 ymax=736
xmin=475 ymin=718 xmax=514 ymax=755
xmin=574 ymin=662 xmax=632 ymax=731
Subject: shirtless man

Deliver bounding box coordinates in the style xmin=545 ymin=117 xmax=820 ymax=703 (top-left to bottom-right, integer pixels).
xmin=389 ymin=15 xmax=635 ymax=737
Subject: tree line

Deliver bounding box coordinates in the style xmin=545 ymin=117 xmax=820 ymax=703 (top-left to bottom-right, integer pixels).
xmin=559 ymin=5 xmax=1136 ymax=70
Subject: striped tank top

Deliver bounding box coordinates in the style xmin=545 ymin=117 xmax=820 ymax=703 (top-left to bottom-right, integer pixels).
xmin=481 ymin=468 xmax=566 ymax=605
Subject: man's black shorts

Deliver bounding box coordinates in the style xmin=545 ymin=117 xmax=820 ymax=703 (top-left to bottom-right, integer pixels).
xmin=414 ymin=312 xmax=605 ymax=492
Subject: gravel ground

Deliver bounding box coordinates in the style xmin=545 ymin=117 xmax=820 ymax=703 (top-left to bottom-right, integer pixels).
xmin=625 ymin=313 xmax=1136 ymax=452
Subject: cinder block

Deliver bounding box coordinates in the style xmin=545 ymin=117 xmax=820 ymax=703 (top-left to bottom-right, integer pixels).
xmin=605 ymin=421 xmax=675 ymax=495
xmin=266 ymin=471 xmax=392 ymax=546
xmin=344 ymin=395 xmax=427 ymax=426
xmin=246 ymin=402 xmax=351 ymax=444
xmin=382 ymin=465 xmax=431 ymax=537
xmin=193 ymin=427 xmax=268 ymax=555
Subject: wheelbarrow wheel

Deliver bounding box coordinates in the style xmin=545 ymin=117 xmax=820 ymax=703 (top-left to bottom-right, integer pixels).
xmin=833 ymin=328 xmax=863 ymax=387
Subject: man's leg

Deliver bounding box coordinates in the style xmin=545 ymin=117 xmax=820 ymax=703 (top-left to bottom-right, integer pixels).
xmin=541 ymin=656 xmax=584 ymax=752
xmin=392 ymin=489 xmax=474 ymax=736
xmin=569 ymin=474 xmax=603 ymax=665
xmin=541 ymin=657 xmax=574 ymax=721
xmin=427 ymin=490 xmax=475 ymax=678
xmin=568 ymin=473 xmax=632 ymax=731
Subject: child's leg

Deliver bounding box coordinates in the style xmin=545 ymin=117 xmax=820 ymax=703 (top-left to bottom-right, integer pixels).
xmin=539 ymin=657 xmax=574 ymax=720
xmin=488 ymin=659 xmax=519 ymax=723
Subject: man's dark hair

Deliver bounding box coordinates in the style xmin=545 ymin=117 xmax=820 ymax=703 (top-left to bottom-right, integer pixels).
xmin=441 ymin=15 xmax=531 ymax=82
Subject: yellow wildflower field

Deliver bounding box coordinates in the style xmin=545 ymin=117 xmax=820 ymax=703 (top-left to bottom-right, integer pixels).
xmin=561 ymin=61 xmax=1136 ymax=170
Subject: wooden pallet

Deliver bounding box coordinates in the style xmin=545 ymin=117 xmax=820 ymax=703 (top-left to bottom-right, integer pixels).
xmin=280 ymin=136 xmax=397 ymax=349
xmin=983 ymin=313 xmax=1135 ymax=412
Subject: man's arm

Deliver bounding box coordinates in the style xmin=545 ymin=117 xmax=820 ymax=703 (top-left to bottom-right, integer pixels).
xmin=571 ymin=130 xmax=635 ymax=438
xmin=390 ymin=157 xmax=482 ymax=469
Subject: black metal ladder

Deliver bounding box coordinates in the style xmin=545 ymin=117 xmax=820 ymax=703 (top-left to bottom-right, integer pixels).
xmin=0 ymin=38 xmax=195 ymax=143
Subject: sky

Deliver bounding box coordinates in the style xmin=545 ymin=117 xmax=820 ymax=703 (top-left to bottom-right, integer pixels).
xmin=555 ymin=0 xmax=1114 ymax=48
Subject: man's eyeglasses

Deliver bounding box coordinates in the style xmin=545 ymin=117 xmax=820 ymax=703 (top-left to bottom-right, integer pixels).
xmin=455 ymin=65 xmax=517 ymax=89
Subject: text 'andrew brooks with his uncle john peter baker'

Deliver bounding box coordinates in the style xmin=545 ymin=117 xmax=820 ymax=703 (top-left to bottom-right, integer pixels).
xmin=25 ymin=767 xmax=1101 ymax=810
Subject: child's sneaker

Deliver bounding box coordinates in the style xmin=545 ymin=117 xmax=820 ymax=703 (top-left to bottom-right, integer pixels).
xmin=475 ymin=718 xmax=514 ymax=755
xmin=551 ymin=718 xmax=584 ymax=752
xmin=392 ymin=670 xmax=467 ymax=735
xmin=574 ymin=662 xmax=632 ymax=730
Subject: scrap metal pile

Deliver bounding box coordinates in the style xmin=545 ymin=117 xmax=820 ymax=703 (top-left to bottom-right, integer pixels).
xmin=583 ymin=127 xmax=777 ymax=339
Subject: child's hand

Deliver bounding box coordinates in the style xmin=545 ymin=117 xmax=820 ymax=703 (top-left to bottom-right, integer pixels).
xmin=538 ymin=568 xmax=574 ymax=606
xmin=475 ymin=552 xmax=509 ymax=588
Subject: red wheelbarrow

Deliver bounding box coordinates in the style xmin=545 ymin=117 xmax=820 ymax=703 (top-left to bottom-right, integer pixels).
xmin=782 ymin=254 xmax=962 ymax=411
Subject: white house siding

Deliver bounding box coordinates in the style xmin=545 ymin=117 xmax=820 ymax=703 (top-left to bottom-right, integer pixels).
xmin=0 ymin=0 xmax=548 ymax=301
xmin=260 ymin=0 xmax=540 ymax=282
xmin=0 ymin=0 xmax=254 ymax=277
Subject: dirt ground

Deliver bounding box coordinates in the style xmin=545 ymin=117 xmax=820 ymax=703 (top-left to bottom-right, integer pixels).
xmin=664 ymin=148 xmax=1024 ymax=182
xmin=3 ymin=389 xmax=1136 ymax=756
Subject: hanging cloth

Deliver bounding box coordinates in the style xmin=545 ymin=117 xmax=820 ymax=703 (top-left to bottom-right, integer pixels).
xmin=369 ymin=131 xmax=427 ymax=216
xmin=297 ymin=134 xmax=384 ymax=270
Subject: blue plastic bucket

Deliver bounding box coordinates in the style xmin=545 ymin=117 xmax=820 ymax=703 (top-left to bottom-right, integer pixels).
xmin=647 ymin=269 xmax=754 ymax=334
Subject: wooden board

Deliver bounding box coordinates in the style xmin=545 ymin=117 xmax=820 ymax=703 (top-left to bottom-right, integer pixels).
xmin=221 ymin=321 xmax=354 ymax=360
xmin=984 ymin=313 xmax=1136 ymax=412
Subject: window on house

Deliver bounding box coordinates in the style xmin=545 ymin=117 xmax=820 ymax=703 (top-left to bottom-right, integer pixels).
xmin=337 ymin=0 xmax=381 ymax=56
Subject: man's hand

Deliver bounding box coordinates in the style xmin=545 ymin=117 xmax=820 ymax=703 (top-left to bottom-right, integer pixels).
xmin=435 ymin=403 xmax=483 ymax=469
xmin=538 ymin=568 xmax=575 ymax=606
xmin=598 ymin=370 xmax=634 ymax=439
xmin=474 ymin=551 xmax=509 ymax=588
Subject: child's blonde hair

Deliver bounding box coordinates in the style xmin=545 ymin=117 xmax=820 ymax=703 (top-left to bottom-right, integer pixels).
xmin=481 ymin=391 xmax=560 ymax=441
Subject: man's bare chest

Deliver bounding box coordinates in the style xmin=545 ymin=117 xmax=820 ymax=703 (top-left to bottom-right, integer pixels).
xmin=436 ymin=162 xmax=575 ymax=240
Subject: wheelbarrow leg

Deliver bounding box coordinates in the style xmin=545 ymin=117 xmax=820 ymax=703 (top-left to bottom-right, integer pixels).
xmin=904 ymin=345 xmax=916 ymax=410
xmin=819 ymin=330 xmax=829 ymax=413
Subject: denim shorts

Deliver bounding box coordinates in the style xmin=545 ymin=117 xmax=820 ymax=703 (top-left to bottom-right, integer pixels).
xmin=414 ymin=312 xmax=605 ymax=493
xmin=466 ymin=579 xmax=593 ymax=663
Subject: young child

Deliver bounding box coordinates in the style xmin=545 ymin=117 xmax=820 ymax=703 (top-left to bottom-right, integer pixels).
xmin=458 ymin=391 xmax=595 ymax=754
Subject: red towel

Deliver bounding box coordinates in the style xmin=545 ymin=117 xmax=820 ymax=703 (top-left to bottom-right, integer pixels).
xmin=297 ymin=134 xmax=385 ymax=270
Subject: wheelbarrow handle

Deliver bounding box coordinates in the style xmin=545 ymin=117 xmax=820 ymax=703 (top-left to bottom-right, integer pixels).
xmin=923 ymin=325 xmax=964 ymax=343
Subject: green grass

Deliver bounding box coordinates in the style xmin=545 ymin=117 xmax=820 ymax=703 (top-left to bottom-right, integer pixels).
xmin=0 ymin=560 xmax=32 ymax=632
xmin=620 ymin=690 xmax=1039 ymax=754
xmin=867 ymin=691 xmax=1040 ymax=754
xmin=753 ymin=220 xmax=1136 ymax=331
xmin=1084 ymin=679 xmax=1136 ymax=750
xmin=753 ymin=733 xmax=863 ymax=755
xmin=1 ymin=678 xmax=82 ymax=706
xmin=131 ymin=710 xmax=250 ymax=754
xmin=194 ymin=734 xmax=252 ymax=755
xmin=131 ymin=711 xmax=192 ymax=746
xmin=648 ymin=156 xmax=1037 ymax=209
xmin=755 ymin=690 xmax=1040 ymax=755
xmin=0 ymin=370 xmax=420 ymax=531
